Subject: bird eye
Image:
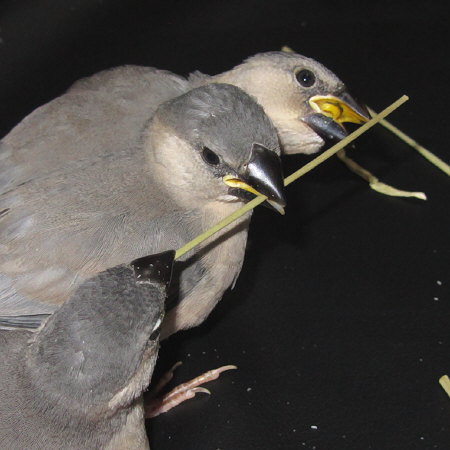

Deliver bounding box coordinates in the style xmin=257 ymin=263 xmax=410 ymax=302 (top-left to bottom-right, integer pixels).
xmin=201 ymin=147 xmax=220 ymax=165
xmin=296 ymin=69 xmax=316 ymax=87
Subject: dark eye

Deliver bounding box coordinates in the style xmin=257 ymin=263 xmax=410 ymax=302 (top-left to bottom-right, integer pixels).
xmin=296 ymin=69 xmax=316 ymax=87
xmin=202 ymin=147 xmax=220 ymax=165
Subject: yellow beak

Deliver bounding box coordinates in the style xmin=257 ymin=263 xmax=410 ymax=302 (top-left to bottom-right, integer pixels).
xmin=309 ymin=95 xmax=369 ymax=125
xmin=223 ymin=175 xmax=285 ymax=215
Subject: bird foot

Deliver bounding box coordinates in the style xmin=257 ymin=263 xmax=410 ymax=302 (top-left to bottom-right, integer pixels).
xmin=145 ymin=362 xmax=237 ymax=418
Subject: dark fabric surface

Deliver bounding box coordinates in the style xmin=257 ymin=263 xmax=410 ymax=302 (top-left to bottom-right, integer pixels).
xmin=1 ymin=1 xmax=449 ymax=449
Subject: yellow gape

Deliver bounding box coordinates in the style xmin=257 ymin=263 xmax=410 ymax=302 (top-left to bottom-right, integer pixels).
xmin=309 ymin=95 xmax=369 ymax=125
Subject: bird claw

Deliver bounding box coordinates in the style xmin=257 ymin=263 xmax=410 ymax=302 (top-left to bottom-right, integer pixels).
xmin=145 ymin=364 xmax=237 ymax=418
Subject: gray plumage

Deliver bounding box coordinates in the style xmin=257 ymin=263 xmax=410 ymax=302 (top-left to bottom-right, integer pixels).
xmin=190 ymin=51 xmax=346 ymax=154
xmin=0 ymin=80 xmax=281 ymax=338
xmin=0 ymin=251 xmax=172 ymax=449
xmin=0 ymin=50 xmax=366 ymax=338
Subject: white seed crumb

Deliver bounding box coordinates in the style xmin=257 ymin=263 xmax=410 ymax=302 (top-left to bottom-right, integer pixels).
xmin=437 ymin=280 xmax=442 ymax=286
xmin=246 ymin=387 xmax=252 ymax=392
xmin=311 ymin=425 xmax=318 ymax=430
xmin=434 ymin=297 xmax=439 ymax=301
xmin=292 ymin=429 xmax=296 ymax=433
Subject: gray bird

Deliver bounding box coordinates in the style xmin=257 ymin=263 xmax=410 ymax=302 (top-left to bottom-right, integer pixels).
xmin=0 ymin=50 xmax=367 ymax=338
xmin=190 ymin=51 xmax=369 ymax=155
xmin=0 ymin=82 xmax=285 ymax=340
xmin=0 ymin=249 xmax=174 ymax=449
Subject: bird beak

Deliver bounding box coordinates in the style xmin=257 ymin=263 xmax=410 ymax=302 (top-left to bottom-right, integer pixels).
xmin=303 ymin=91 xmax=370 ymax=141
xmin=223 ymin=143 xmax=286 ymax=215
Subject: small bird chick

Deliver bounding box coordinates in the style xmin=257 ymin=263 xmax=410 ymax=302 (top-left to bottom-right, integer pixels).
xmin=0 ymin=250 xmax=174 ymax=449
xmin=0 ymin=83 xmax=285 ymax=340
xmin=190 ymin=51 xmax=369 ymax=155
xmin=0 ymin=50 xmax=368 ymax=339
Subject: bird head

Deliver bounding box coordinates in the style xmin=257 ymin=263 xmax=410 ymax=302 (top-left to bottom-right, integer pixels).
xmin=146 ymin=83 xmax=286 ymax=213
xmin=208 ymin=51 xmax=370 ymax=155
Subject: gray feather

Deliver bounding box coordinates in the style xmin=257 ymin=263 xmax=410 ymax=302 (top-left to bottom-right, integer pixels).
xmin=0 ymin=255 xmax=168 ymax=449
xmin=1 ymin=72 xmax=280 ymax=336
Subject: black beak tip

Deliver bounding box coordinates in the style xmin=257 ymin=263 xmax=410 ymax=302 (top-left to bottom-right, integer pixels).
xmin=246 ymin=143 xmax=286 ymax=209
xmin=340 ymin=91 xmax=371 ymax=121
xmin=359 ymin=101 xmax=372 ymax=121
xmin=269 ymin=189 xmax=287 ymax=208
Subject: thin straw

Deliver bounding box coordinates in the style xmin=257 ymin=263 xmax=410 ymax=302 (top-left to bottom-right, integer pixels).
xmin=175 ymin=95 xmax=409 ymax=260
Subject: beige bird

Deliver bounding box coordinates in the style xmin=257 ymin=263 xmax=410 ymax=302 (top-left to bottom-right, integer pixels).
xmin=0 ymin=51 xmax=370 ymax=430
xmin=0 ymin=51 xmax=367 ymax=340
xmin=191 ymin=51 xmax=369 ymax=155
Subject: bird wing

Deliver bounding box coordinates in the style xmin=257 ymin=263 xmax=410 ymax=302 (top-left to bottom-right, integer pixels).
xmin=0 ymin=66 xmax=190 ymax=328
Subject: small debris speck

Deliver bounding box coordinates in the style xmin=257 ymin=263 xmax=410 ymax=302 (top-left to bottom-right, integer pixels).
xmin=202 ymin=351 xmax=206 ymax=355
xmin=437 ymin=280 xmax=442 ymax=286
xmin=434 ymin=297 xmax=439 ymax=301
xmin=246 ymin=387 xmax=252 ymax=392
xmin=420 ymin=436 xmax=425 ymax=440
xmin=311 ymin=425 xmax=318 ymax=430
xmin=286 ymin=401 xmax=290 ymax=405
xmin=292 ymin=429 xmax=296 ymax=433
xmin=342 ymin=435 xmax=347 ymax=439
xmin=419 ymin=358 xmax=423 ymax=362
xmin=187 ymin=353 xmax=191 ymax=357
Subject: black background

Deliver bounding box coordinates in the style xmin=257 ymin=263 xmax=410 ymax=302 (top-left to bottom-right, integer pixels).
xmin=1 ymin=1 xmax=449 ymax=449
